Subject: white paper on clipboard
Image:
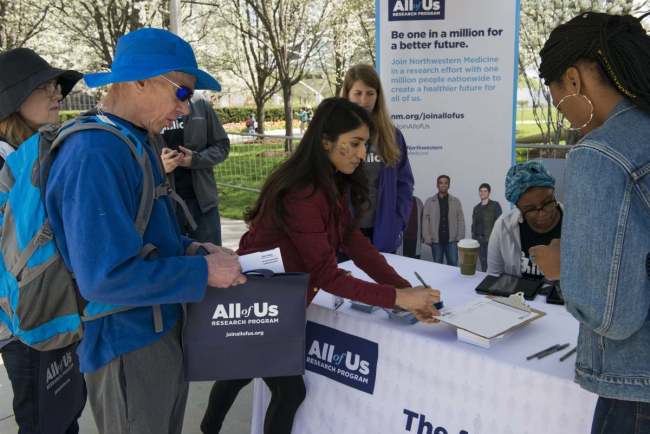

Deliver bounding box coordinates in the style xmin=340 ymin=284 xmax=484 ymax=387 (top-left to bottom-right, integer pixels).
xmin=436 ymin=294 xmax=545 ymax=340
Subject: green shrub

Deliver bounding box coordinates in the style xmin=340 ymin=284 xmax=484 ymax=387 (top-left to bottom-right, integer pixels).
xmin=214 ymin=106 xmax=287 ymax=123
xmin=59 ymin=110 xmax=82 ymax=122
xmin=60 ymin=106 xmax=313 ymax=125
xmin=213 ymin=106 xmax=316 ymax=124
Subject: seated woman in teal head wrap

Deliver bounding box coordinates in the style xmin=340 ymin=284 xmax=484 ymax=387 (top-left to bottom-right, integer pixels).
xmin=486 ymin=161 xmax=562 ymax=281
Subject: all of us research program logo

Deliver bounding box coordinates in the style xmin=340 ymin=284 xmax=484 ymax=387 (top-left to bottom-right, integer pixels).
xmin=211 ymin=302 xmax=279 ymax=326
xmin=305 ymin=321 xmax=378 ymax=394
xmin=45 ymin=350 xmax=74 ymax=392
xmin=389 ymin=0 xmax=445 ymax=21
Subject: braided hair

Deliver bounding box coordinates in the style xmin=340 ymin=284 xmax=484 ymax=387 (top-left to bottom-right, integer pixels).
xmin=539 ymin=12 xmax=650 ymax=116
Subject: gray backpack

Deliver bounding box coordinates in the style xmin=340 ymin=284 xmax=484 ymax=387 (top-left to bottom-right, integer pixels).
xmin=0 ymin=114 xmax=195 ymax=350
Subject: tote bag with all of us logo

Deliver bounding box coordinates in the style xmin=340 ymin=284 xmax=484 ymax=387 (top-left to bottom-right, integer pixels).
xmin=182 ymin=270 xmax=309 ymax=381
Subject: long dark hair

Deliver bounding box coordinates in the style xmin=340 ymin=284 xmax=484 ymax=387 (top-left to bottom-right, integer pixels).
xmin=245 ymin=97 xmax=375 ymax=230
xmin=539 ymin=11 xmax=650 ymax=116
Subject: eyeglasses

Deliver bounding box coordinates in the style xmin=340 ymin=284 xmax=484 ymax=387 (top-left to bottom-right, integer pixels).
xmin=160 ymin=75 xmax=194 ymax=102
xmin=521 ymin=199 xmax=558 ymax=219
xmin=35 ymin=79 xmax=62 ymax=97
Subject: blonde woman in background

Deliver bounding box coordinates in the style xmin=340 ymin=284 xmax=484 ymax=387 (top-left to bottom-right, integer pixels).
xmin=341 ymin=64 xmax=414 ymax=253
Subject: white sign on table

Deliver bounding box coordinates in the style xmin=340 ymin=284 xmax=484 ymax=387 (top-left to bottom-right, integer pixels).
xmin=251 ymin=255 xmax=597 ymax=434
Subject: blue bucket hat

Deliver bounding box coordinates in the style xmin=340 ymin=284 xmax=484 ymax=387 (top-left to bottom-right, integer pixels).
xmin=84 ymin=28 xmax=220 ymax=91
xmin=505 ymin=161 xmax=555 ymax=204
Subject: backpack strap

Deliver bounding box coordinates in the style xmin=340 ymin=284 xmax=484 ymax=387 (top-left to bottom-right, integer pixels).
xmin=0 ymin=140 xmax=14 ymax=161
xmin=148 ymin=133 xmax=198 ymax=231
xmin=44 ymin=116 xmax=165 ymax=332
xmin=48 ymin=116 xmax=157 ymax=237
xmin=155 ymin=182 xmax=198 ymax=230
xmin=9 ymin=221 xmax=53 ymax=278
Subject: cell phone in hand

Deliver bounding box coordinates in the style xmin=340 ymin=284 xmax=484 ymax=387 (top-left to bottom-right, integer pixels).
xmin=195 ymin=246 xmax=209 ymax=256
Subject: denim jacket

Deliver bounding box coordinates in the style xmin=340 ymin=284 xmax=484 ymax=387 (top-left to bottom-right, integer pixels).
xmin=562 ymin=99 xmax=650 ymax=402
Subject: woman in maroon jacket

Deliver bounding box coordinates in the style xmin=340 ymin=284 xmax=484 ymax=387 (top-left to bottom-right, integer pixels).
xmin=201 ymin=98 xmax=440 ymax=434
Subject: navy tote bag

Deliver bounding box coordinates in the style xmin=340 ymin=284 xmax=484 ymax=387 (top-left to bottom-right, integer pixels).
xmin=38 ymin=343 xmax=86 ymax=434
xmin=182 ymin=270 xmax=309 ymax=381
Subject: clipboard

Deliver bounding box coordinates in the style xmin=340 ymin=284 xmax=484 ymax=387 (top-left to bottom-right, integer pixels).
xmin=436 ymin=292 xmax=546 ymax=348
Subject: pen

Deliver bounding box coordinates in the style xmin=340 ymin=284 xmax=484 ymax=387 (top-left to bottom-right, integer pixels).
xmin=538 ymin=343 xmax=570 ymax=359
xmin=414 ymin=272 xmax=444 ymax=310
xmin=414 ymin=271 xmax=427 ymax=287
xmin=559 ymin=346 xmax=577 ymax=362
xmin=526 ymin=344 xmax=559 ymax=360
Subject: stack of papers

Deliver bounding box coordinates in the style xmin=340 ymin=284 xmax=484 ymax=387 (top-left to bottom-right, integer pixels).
xmin=437 ymin=293 xmax=545 ymax=348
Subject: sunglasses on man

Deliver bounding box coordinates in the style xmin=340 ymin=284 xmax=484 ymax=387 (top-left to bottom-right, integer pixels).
xmin=160 ymin=75 xmax=194 ymax=102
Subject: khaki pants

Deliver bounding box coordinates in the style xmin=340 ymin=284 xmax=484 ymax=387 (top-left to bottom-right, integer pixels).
xmin=85 ymin=323 xmax=188 ymax=434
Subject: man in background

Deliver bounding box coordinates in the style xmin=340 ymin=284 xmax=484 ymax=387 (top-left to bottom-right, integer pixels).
xmin=422 ymin=175 xmax=465 ymax=266
xmin=471 ymin=183 xmax=502 ymax=271
xmin=161 ymin=92 xmax=229 ymax=245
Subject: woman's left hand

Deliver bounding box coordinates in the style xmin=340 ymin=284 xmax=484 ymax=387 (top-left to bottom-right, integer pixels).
xmin=530 ymin=238 xmax=561 ymax=280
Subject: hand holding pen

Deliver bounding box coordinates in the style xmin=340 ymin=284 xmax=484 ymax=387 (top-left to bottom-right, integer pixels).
xmin=414 ymin=272 xmax=444 ymax=310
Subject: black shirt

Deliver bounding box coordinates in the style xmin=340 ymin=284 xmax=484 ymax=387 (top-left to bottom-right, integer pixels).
xmin=162 ymin=119 xmax=195 ymax=200
xmin=438 ymin=194 xmax=449 ymax=245
xmin=519 ymin=211 xmax=562 ymax=279
xmin=359 ymin=143 xmax=382 ymax=229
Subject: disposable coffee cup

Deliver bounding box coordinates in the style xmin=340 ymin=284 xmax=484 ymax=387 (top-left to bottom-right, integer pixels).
xmin=458 ymin=239 xmax=480 ymax=276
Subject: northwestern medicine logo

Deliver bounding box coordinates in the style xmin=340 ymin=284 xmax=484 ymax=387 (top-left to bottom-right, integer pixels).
xmin=389 ymin=0 xmax=445 ymax=21
xmin=211 ymin=302 xmax=279 ymax=326
xmin=305 ymin=321 xmax=378 ymax=394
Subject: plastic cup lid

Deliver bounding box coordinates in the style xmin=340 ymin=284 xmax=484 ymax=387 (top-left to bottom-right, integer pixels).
xmin=458 ymin=239 xmax=480 ymax=249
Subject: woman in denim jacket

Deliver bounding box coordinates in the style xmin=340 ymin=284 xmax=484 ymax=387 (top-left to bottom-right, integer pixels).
xmin=533 ymin=12 xmax=650 ymax=433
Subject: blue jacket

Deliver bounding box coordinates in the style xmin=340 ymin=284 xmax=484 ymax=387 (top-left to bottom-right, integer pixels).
xmin=562 ymin=99 xmax=650 ymax=402
xmin=372 ymin=129 xmax=414 ymax=252
xmin=45 ymin=114 xmax=208 ymax=373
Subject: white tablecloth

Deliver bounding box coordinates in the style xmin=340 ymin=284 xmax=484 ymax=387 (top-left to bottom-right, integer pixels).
xmin=251 ymin=254 xmax=597 ymax=434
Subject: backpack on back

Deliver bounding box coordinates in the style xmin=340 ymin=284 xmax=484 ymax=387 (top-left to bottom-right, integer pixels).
xmin=0 ymin=115 xmax=162 ymax=350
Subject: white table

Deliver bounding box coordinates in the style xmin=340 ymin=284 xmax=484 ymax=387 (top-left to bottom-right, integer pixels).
xmin=251 ymin=254 xmax=597 ymax=434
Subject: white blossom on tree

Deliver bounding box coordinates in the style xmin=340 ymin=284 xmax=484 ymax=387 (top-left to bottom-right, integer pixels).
xmin=317 ymin=0 xmax=374 ymax=97
xmin=0 ymin=0 xmax=51 ymax=50
xmin=518 ymin=0 xmax=643 ymax=144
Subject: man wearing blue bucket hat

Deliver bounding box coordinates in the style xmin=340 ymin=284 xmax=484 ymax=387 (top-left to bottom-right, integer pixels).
xmin=44 ymin=28 xmax=246 ymax=434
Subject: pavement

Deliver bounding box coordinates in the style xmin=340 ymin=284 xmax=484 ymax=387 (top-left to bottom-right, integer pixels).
xmin=0 ymin=218 xmax=252 ymax=434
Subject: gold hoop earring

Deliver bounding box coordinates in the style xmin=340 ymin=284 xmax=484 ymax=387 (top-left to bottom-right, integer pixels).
xmin=555 ymin=93 xmax=594 ymax=132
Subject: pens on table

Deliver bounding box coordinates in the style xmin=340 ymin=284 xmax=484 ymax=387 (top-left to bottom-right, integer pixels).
xmin=414 ymin=272 xmax=444 ymax=310
xmin=526 ymin=344 xmax=559 ymax=360
xmin=538 ymin=343 xmax=570 ymax=359
xmin=559 ymin=346 xmax=577 ymax=362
